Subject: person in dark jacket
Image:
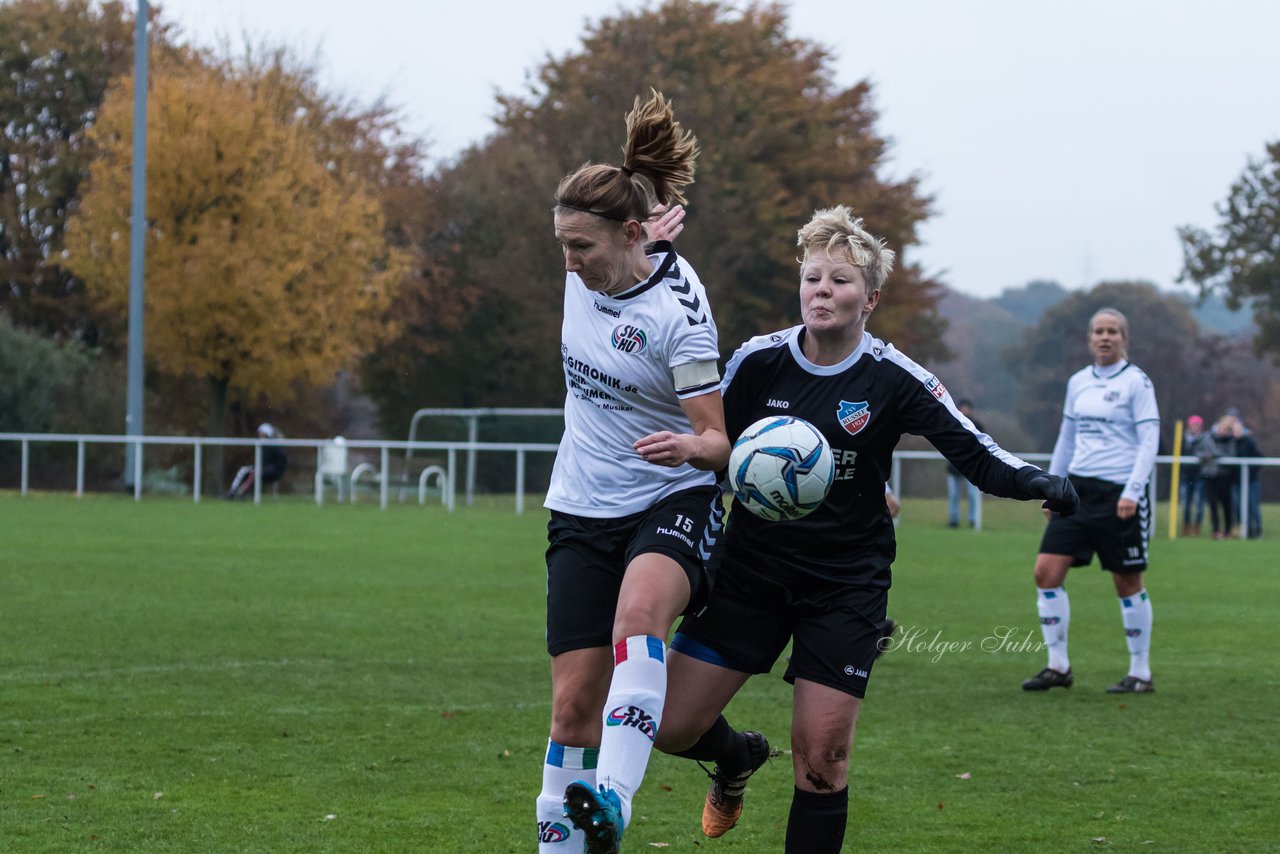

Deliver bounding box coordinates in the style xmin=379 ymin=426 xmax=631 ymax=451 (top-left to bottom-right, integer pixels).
xmin=1224 ymin=414 xmax=1263 ymax=538
xmin=227 ymin=423 xmax=288 ymax=499
xmin=1181 ymin=415 xmax=1211 ymax=536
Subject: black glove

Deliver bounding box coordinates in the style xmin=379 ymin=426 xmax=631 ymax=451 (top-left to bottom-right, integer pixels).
xmin=1025 ymin=471 xmax=1079 ymax=517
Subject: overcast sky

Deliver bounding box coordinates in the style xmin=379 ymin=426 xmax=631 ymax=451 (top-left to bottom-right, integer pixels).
xmin=155 ymin=0 xmax=1280 ymax=299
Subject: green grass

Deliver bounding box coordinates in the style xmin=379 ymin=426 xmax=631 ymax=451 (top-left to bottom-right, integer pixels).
xmin=1 ymin=493 xmax=1277 ymax=852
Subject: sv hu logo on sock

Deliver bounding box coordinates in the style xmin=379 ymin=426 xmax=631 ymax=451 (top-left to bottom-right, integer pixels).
xmin=606 ymin=704 xmax=657 ymax=741
xmin=538 ymin=820 xmax=571 ymax=843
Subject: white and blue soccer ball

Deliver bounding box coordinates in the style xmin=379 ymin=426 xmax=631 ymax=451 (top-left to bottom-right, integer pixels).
xmin=728 ymin=416 xmax=835 ymax=521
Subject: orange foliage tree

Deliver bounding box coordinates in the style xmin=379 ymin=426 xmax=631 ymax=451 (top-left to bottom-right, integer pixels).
xmin=64 ymin=56 xmax=407 ymax=450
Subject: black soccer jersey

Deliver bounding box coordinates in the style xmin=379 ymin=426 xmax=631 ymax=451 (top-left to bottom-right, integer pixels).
xmin=720 ymin=326 xmax=1046 ymax=588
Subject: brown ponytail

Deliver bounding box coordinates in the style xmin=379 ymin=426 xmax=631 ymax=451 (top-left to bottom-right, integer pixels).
xmin=555 ymin=89 xmax=698 ymax=222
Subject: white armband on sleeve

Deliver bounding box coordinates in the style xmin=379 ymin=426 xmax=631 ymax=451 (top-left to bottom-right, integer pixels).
xmin=673 ymin=359 xmax=721 ymax=396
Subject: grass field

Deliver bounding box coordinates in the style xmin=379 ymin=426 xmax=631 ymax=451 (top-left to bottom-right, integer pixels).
xmin=2 ymin=492 xmax=1277 ymax=852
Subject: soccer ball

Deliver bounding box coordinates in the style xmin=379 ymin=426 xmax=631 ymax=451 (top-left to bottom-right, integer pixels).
xmin=728 ymin=416 xmax=835 ymax=521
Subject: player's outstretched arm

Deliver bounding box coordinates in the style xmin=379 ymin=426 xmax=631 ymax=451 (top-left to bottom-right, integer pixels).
xmin=1022 ymin=470 xmax=1079 ymax=516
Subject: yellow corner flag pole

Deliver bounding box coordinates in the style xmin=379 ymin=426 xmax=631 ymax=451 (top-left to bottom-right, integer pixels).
xmin=1168 ymin=419 xmax=1184 ymax=540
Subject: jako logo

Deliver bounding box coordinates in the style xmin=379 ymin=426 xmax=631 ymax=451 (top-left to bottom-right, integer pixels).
xmin=1126 ymin=628 xmax=1143 ymax=638
xmin=538 ymin=820 xmax=571 ymax=843
xmin=611 ymin=325 xmax=648 ymax=354
xmin=606 ymin=704 xmax=658 ymax=741
xmin=843 ymin=665 xmax=869 ymax=678
xmin=767 ymin=399 xmax=790 ymax=409
xmin=1040 ymin=616 xmax=1061 ymax=625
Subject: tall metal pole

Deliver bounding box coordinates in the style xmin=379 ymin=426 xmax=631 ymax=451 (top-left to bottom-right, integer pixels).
xmin=124 ymin=0 xmax=149 ymax=487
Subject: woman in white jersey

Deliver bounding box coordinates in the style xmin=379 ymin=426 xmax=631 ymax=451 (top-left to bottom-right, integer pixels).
xmin=535 ymin=90 xmax=731 ymax=854
xmin=1022 ymin=308 xmax=1161 ymax=694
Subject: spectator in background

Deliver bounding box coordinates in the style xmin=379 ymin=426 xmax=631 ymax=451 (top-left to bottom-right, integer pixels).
xmin=1225 ymin=414 xmax=1263 ymax=538
xmin=1205 ymin=414 xmax=1237 ymax=539
xmin=227 ymin=423 xmax=288 ymax=499
xmin=1180 ymin=415 xmax=1210 ymax=536
xmin=946 ymin=399 xmax=984 ymax=528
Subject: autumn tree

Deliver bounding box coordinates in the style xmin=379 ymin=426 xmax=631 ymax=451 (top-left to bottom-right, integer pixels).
xmin=1179 ymin=140 xmax=1280 ymax=361
xmin=363 ymin=0 xmax=941 ymax=423
xmin=0 ymin=0 xmax=185 ymax=340
xmin=1007 ymin=281 xmax=1212 ymax=450
xmin=64 ymin=55 xmax=406 ymax=476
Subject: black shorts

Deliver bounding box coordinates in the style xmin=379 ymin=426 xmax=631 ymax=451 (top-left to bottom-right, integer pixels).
xmin=671 ymin=551 xmax=887 ymax=699
xmin=1039 ymin=475 xmax=1150 ymax=574
xmin=545 ymin=485 xmax=723 ymax=656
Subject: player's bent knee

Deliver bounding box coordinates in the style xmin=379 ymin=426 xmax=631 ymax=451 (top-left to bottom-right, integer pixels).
xmin=550 ymin=701 xmax=605 ymax=746
xmin=652 ymin=713 xmax=704 ymax=754
xmin=793 ymin=750 xmax=850 ymax=793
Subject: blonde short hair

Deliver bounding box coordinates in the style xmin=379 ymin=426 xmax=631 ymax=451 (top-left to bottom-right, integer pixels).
xmin=797 ymin=205 xmax=896 ymax=291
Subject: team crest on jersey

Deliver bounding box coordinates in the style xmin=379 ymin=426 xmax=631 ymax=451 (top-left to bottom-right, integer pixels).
xmin=925 ymin=375 xmax=947 ymax=400
xmin=837 ymin=400 xmax=871 ymax=436
xmin=611 ymin=324 xmax=648 ymax=355
xmin=1104 ymin=390 xmax=1121 ymax=402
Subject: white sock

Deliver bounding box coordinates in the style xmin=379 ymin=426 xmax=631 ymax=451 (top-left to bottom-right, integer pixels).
xmin=537 ymin=739 xmax=597 ymax=852
xmin=1119 ymin=589 xmax=1153 ymax=681
xmin=596 ymin=635 xmax=666 ymax=829
xmin=1037 ymin=587 xmax=1070 ymax=673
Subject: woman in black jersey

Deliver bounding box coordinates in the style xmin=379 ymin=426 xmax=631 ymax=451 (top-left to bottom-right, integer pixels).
xmin=652 ymin=206 xmax=1077 ymax=853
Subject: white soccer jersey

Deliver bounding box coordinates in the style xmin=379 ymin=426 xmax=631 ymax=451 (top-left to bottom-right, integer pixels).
xmin=545 ymin=241 xmax=720 ymax=518
xmin=1048 ymin=360 xmax=1160 ymax=502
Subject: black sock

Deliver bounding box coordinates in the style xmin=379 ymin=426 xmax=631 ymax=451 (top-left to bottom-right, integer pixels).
xmin=785 ymin=786 xmax=848 ymax=854
xmin=669 ymin=715 xmax=748 ymax=770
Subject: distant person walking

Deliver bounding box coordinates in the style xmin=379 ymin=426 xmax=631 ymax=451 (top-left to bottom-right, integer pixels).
xmin=1023 ymin=308 xmax=1160 ymax=694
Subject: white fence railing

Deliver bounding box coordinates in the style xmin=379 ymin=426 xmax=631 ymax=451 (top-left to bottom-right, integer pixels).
xmin=2 ymin=433 xmax=1275 ymax=536
xmin=0 ymin=433 xmax=558 ymax=514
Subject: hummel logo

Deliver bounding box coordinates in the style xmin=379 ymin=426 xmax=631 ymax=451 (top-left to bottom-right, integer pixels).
xmin=667 ymin=278 xmax=707 ymax=325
